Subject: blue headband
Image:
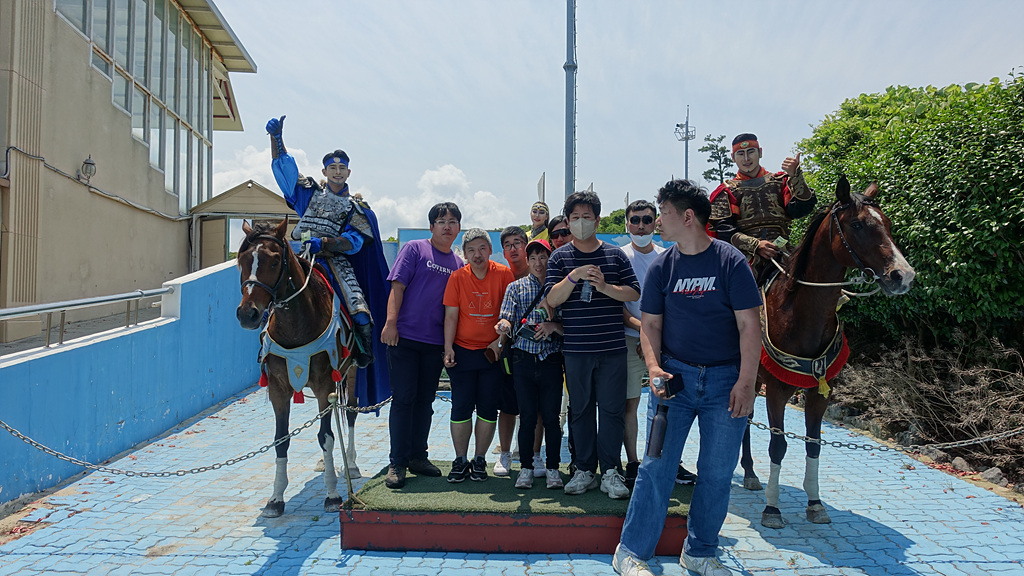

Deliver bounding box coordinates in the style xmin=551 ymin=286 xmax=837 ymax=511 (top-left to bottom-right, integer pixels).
xmin=323 ymin=156 xmax=349 ymax=168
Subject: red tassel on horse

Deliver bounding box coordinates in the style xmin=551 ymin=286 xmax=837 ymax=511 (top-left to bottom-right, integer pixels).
xmin=340 ymin=346 xmax=350 ymax=359
xmin=259 ymin=371 xmax=269 ymax=388
xmin=293 ymin=391 xmax=305 ymax=404
xmin=332 ymin=369 xmax=342 ymax=382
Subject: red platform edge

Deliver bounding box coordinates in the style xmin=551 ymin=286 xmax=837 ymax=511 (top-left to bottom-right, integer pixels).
xmin=339 ymin=509 xmax=687 ymax=555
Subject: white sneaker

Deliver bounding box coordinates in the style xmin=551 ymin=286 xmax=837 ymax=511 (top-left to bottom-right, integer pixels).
xmin=493 ymin=451 xmax=511 ymax=477
xmin=612 ymin=543 xmax=654 ymax=576
xmin=515 ymin=467 xmax=534 ymax=489
xmin=601 ymin=470 xmax=631 ymax=500
xmin=532 ymin=454 xmax=545 ymax=477
xmin=681 ymin=552 xmax=734 ymax=576
xmin=545 ymin=469 xmax=563 ymax=489
xmin=563 ymin=469 xmax=599 ymax=495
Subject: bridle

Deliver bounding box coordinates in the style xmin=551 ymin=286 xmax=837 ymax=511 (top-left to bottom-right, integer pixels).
xmin=769 ymin=199 xmax=883 ymax=297
xmin=240 ymin=233 xmax=317 ymax=310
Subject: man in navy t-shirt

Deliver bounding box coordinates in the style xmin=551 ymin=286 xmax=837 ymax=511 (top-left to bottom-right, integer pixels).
xmin=545 ymin=190 xmax=640 ymax=500
xmin=613 ymin=180 xmax=762 ymax=576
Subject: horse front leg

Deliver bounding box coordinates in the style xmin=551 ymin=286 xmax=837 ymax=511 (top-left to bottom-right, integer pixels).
xmin=343 ymin=369 xmax=361 ymax=479
xmin=761 ymin=380 xmax=790 ymax=529
xmin=803 ymin=390 xmax=832 ymax=524
xmin=263 ymin=382 xmax=291 ymax=518
xmin=740 ymin=419 xmax=762 ymax=490
xmin=317 ymin=411 xmax=344 ymax=512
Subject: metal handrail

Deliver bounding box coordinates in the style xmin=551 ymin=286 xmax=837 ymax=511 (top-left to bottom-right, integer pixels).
xmin=0 ymin=287 xmax=173 ymax=347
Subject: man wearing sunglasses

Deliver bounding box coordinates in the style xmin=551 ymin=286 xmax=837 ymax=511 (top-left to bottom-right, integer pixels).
xmin=709 ymin=134 xmax=816 ymax=284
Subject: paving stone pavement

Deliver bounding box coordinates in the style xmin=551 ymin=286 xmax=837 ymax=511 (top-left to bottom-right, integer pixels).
xmin=1 ymin=386 xmax=1022 ymax=576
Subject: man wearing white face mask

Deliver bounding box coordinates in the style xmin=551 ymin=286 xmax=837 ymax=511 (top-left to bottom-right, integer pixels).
xmin=619 ymin=199 xmax=665 ymax=487
xmin=545 ymin=190 xmax=641 ymax=499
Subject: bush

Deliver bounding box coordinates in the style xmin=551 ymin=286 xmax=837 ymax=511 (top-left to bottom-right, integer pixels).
xmin=797 ymin=73 xmax=1024 ymax=347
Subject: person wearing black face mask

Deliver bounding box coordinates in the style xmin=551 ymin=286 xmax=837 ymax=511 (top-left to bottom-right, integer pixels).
xmin=543 ymin=189 xmax=641 ymax=500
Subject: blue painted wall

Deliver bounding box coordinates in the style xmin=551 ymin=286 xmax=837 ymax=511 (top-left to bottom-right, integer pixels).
xmin=0 ymin=261 xmax=262 ymax=505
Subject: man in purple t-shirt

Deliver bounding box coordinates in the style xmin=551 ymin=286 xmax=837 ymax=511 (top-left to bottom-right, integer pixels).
xmin=381 ymin=202 xmax=464 ymax=489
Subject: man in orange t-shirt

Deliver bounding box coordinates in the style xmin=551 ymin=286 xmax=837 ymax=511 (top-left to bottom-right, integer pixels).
xmin=442 ymin=228 xmax=516 ymax=483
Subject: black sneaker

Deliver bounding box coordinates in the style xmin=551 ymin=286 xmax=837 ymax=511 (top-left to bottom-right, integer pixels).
xmin=408 ymin=458 xmax=442 ymax=477
xmin=676 ymin=464 xmax=697 ymax=485
xmin=624 ymin=461 xmax=639 ymax=488
xmin=384 ymin=464 xmax=406 ymax=489
xmin=447 ymin=457 xmax=470 ymax=483
xmin=470 ymin=456 xmax=488 ymax=481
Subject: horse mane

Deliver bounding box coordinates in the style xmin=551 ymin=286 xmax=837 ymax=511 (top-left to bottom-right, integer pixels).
xmin=238 ymin=221 xmax=288 ymax=254
xmin=787 ymin=192 xmax=871 ymax=284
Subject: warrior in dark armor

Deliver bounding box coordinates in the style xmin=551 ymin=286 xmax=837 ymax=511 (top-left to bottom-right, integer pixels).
xmin=266 ymin=116 xmax=389 ymax=381
xmin=709 ymin=133 xmax=817 ymax=283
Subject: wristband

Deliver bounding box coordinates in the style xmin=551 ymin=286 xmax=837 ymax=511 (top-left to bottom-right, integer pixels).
xmin=567 ymin=274 xmax=578 ymax=285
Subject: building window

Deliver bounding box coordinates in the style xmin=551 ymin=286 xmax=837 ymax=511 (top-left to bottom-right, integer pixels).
xmin=132 ymin=84 xmax=147 ymax=141
xmin=92 ymin=49 xmax=112 ymax=77
xmin=112 ymin=0 xmax=130 ymax=68
xmin=150 ymin=0 xmax=164 ymax=99
xmin=56 ymin=0 xmax=88 ymax=33
xmin=91 ymin=0 xmax=110 ymax=53
xmin=165 ymin=8 xmax=178 ymax=116
xmin=149 ymin=101 xmax=163 ymax=168
xmin=113 ymin=71 xmax=131 ymax=112
xmin=132 ymin=0 xmax=149 ymax=83
xmin=165 ymin=117 xmax=176 ymax=193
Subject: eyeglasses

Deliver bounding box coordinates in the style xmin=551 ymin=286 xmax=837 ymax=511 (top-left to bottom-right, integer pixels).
xmin=629 ymin=215 xmax=655 ymax=225
xmin=433 ymin=219 xmax=460 ymax=227
xmin=503 ymin=240 xmax=526 ymax=251
xmin=550 ymin=229 xmax=572 ymax=238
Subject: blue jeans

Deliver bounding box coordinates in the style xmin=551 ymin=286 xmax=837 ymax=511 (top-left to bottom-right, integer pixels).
xmin=619 ymin=358 xmax=747 ymax=559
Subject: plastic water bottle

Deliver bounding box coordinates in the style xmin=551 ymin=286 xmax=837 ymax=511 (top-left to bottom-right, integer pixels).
xmin=580 ymin=280 xmax=593 ymax=303
xmin=647 ymin=403 xmax=669 ymax=459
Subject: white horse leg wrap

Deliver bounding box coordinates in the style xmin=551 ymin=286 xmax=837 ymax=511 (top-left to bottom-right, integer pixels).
xmin=347 ymin=424 xmax=357 ymax=462
xmin=804 ymin=456 xmax=821 ymax=501
xmin=765 ymin=462 xmax=783 ymax=508
xmin=272 ymin=457 xmax=289 ymax=501
xmin=322 ymin=435 xmax=340 ymax=498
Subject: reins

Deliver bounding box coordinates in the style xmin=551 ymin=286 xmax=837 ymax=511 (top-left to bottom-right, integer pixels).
xmin=768 ymin=199 xmax=883 ymax=298
xmin=240 ymin=234 xmax=319 ymax=314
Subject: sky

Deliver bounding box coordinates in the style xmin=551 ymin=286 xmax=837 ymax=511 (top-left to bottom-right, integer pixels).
xmin=210 ymin=0 xmax=1024 ymax=242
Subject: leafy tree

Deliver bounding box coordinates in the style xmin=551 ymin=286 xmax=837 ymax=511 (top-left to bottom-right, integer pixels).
xmin=699 ymin=134 xmax=736 ymax=184
xmin=797 ymin=73 xmax=1024 ymax=346
xmin=596 ymin=208 xmax=626 ymax=233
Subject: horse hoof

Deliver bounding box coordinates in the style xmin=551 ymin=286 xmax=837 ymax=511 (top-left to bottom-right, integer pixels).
xmin=743 ymin=477 xmax=763 ymax=491
xmin=315 ymin=458 xmax=325 ymax=472
xmin=261 ymin=500 xmax=285 ymax=518
xmin=806 ymin=503 xmax=832 ymax=524
xmin=347 ymin=466 xmax=361 ymax=479
xmin=324 ymin=496 xmax=344 ymax=512
xmin=761 ymin=512 xmax=786 ymax=529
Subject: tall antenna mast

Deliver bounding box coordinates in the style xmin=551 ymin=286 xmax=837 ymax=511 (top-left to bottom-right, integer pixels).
xmin=674 ymin=105 xmax=696 ymax=180
xmin=564 ymin=0 xmax=577 ymax=199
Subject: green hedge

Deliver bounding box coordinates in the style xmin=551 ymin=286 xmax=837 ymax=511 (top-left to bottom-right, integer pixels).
xmin=796 ymin=73 xmax=1024 ymax=345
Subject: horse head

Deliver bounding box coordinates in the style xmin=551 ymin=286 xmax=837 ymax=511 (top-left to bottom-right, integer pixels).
xmin=830 ymin=176 xmax=916 ymax=295
xmin=236 ymin=218 xmax=293 ymax=330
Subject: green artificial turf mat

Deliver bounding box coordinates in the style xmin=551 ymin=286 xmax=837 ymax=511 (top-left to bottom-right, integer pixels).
xmin=349 ymin=460 xmax=692 ymax=516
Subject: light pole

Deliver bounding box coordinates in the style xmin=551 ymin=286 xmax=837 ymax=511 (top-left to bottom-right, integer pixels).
xmin=564 ymin=0 xmax=577 ymax=199
xmin=674 ymin=105 xmax=696 ymax=181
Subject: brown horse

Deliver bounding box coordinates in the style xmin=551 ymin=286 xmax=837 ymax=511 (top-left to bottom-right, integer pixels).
xmin=738 ymin=176 xmax=915 ymax=528
xmin=236 ymin=219 xmax=358 ymax=518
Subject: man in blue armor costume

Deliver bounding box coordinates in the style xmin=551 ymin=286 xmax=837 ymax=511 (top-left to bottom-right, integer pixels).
xmin=266 ymin=115 xmax=391 ymax=410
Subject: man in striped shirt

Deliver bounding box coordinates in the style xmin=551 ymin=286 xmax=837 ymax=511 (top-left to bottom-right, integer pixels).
xmin=545 ymin=190 xmax=641 ymax=499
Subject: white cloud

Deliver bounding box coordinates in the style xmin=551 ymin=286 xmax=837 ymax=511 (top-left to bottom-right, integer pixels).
xmin=358 ymin=164 xmax=517 ymax=239
xmin=212 ymin=145 xmax=320 ymax=196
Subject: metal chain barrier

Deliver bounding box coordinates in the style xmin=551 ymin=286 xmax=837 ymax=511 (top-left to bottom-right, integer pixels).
xmin=0 ymin=403 xmax=335 ymax=478
xmin=750 ymin=419 xmax=1024 ymax=453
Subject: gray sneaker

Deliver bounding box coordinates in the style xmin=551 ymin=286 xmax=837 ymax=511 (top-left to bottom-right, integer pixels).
xmin=545 ymin=469 xmax=563 ymax=489
xmin=514 ymin=468 xmax=534 ymax=489
xmin=563 ymin=469 xmax=600 ymax=495
xmin=612 ymin=543 xmax=654 ymax=576
xmin=681 ymin=552 xmax=734 ymax=576
xmin=601 ymin=470 xmax=630 ymax=499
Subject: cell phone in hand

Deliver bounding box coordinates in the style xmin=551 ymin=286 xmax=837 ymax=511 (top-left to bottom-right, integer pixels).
xmin=665 ymin=373 xmax=685 ymax=398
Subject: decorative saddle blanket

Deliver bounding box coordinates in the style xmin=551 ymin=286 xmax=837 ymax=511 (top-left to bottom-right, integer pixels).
xmin=758 ymin=274 xmax=849 ymax=397
xmin=258 ymin=269 xmax=350 ymax=393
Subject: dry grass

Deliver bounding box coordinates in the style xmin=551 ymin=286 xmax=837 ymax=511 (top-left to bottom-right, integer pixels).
xmin=832 ymin=332 xmax=1024 ymax=483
